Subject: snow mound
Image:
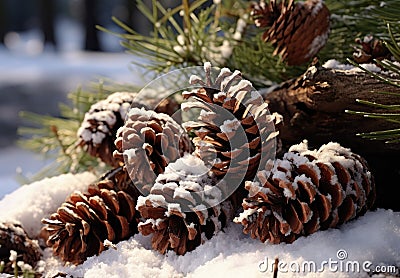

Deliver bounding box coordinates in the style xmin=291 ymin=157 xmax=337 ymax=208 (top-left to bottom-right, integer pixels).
xmin=0 ymin=172 xmax=96 ymax=238
xmin=0 ymin=173 xmax=399 ymax=277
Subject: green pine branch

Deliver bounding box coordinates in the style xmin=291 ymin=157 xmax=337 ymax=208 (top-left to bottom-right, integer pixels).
xmin=345 ymin=1 xmax=400 ymax=143
xmin=98 ymin=0 xmax=307 ymax=87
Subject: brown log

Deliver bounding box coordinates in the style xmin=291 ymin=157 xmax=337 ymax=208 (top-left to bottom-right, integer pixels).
xmin=262 ymin=65 xmax=400 ymax=210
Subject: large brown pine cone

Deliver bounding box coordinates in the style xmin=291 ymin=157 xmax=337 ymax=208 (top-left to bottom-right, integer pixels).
xmin=234 ymin=140 xmax=375 ymax=244
xmin=0 ymin=222 xmax=41 ymax=274
xmin=41 ymin=167 xmax=141 ymax=265
xmin=114 ymin=107 xmax=192 ymax=193
xmin=182 ymin=62 xmax=278 ymax=184
xmin=137 ymin=154 xmax=235 ymax=255
xmin=251 ymin=0 xmax=330 ymax=65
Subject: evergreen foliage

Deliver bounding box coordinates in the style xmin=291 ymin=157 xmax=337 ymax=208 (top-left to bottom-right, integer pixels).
xmin=345 ymin=0 xmax=400 ymax=143
xmin=17 ymin=0 xmax=400 ymax=180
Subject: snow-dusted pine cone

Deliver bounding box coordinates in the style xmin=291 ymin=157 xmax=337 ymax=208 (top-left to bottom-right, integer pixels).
xmin=42 ymin=167 xmax=141 ymax=265
xmin=137 ymin=154 xmax=235 ymax=255
xmin=77 ymin=92 xmax=181 ymax=167
xmin=0 ymin=222 xmax=41 ymax=274
xmin=77 ymin=92 xmax=148 ymax=167
xmin=114 ymin=107 xmax=192 ymax=193
xmin=251 ymin=0 xmax=330 ymax=65
xmin=182 ymin=62 xmax=278 ymax=183
xmin=234 ymin=140 xmax=375 ymax=244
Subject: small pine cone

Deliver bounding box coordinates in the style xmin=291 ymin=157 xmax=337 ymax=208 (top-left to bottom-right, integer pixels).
xmin=41 ymin=167 xmax=141 ymax=265
xmin=137 ymin=154 xmax=235 ymax=255
xmin=234 ymin=140 xmax=375 ymax=244
xmin=77 ymin=92 xmax=148 ymax=167
xmin=182 ymin=62 xmax=278 ymax=183
xmin=251 ymin=0 xmax=330 ymax=65
xmin=114 ymin=107 xmax=192 ymax=192
xmin=353 ymin=35 xmax=391 ymax=64
xmin=0 ymin=222 xmax=41 ymax=274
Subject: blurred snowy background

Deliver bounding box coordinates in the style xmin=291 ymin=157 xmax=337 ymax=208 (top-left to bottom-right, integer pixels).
xmin=0 ymin=0 xmax=179 ymax=198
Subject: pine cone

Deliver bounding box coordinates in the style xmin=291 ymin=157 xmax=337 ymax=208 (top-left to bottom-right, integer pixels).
xmin=136 ymin=154 xmax=235 ymax=255
xmin=41 ymin=167 xmax=141 ymax=265
xmin=182 ymin=62 xmax=278 ymax=184
xmin=251 ymin=0 xmax=330 ymax=65
xmin=234 ymin=140 xmax=375 ymax=244
xmin=77 ymin=92 xmax=148 ymax=167
xmin=353 ymin=35 xmax=391 ymax=64
xmin=0 ymin=222 xmax=41 ymax=274
xmin=114 ymin=107 xmax=192 ymax=193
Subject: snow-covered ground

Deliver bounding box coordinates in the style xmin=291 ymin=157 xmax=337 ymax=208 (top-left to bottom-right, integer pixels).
xmin=0 ymin=173 xmax=399 ymax=278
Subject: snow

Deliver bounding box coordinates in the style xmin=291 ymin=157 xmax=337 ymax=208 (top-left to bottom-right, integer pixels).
xmin=136 ymin=195 xmax=167 ymax=209
xmin=311 ymin=0 xmax=324 ymax=16
xmin=0 ymin=172 xmax=96 ymax=238
xmin=306 ymin=31 xmax=330 ymax=59
xmin=204 ymin=62 xmax=212 ymax=73
xmin=168 ymin=154 xmax=210 ymax=177
xmin=220 ymin=119 xmax=240 ymax=134
xmin=0 ymin=171 xmax=397 ymax=277
xmin=283 ymin=187 xmax=294 ymax=199
xmin=123 ymin=148 xmax=137 ymax=161
xmin=227 ymin=79 xmax=252 ymax=96
xmin=189 ymin=75 xmax=204 ymax=85
xmin=174 ymin=187 xmax=196 ymax=204
xmin=322 ymin=59 xmax=382 ymax=74
xmin=9 ymin=250 xmax=17 ymax=262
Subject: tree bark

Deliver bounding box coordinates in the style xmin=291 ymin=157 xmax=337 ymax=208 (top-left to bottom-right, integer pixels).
xmin=262 ymin=65 xmax=400 ymax=210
